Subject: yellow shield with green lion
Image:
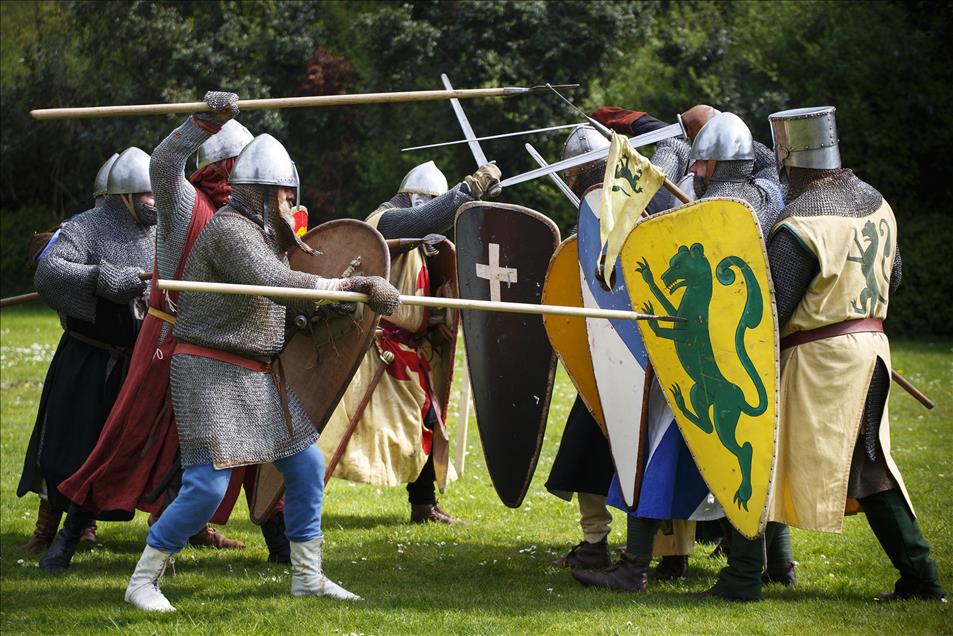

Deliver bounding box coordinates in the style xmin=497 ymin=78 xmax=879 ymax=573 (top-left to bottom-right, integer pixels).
xmin=620 ymin=198 xmax=778 ymax=539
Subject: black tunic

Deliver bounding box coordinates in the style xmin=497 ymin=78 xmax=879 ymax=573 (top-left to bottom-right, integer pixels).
xmin=17 ymin=298 xmax=138 ymax=512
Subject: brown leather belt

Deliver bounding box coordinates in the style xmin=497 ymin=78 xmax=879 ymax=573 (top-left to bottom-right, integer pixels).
xmin=780 ymin=318 xmax=883 ymax=351
xmin=174 ymin=342 xmax=294 ymax=435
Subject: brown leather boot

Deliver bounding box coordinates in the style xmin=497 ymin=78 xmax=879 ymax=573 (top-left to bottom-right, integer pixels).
xmin=188 ymin=524 xmax=246 ymax=549
xmin=571 ymin=551 xmax=651 ymax=592
xmin=410 ymin=503 xmax=465 ymax=525
xmin=22 ymin=500 xmax=62 ymax=554
xmin=552 ymin=538 xmax=611 ymax=570
xmin=80 ymin=521 xmax=98 ymax=544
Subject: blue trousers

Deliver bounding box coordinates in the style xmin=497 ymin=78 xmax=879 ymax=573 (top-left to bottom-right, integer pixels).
xmin=147 ymin=444 xmax=324 ymax=553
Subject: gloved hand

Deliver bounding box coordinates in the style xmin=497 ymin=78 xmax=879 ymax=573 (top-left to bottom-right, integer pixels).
xmin=339 ymin=276 xmax=400 ymax=316
xmin=681 ymin=104 xmax=719 ymax=140
xmin=194 ymin=91 xmax=240 ymax=125
xmin=96 ymin=262 xmax=147 ymax=303
xmin=464 ymin=163 xmax=502 ymax=200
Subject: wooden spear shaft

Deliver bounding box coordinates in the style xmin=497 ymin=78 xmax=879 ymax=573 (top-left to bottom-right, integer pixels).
xmin=0 ymin=271 xmax=152 ymax=308
xmin=30 ymin=87 xmax=551 ymax=121
xmin=156 ymin=279 xmax=683 ymax=323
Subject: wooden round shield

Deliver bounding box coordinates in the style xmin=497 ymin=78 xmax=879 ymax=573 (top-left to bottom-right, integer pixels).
xmin=250 ymin=219 xmax=389 ymax=524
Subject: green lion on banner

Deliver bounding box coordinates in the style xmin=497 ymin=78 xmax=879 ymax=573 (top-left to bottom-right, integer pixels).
xmin=636 ymin=243 xmax=767 ymax=510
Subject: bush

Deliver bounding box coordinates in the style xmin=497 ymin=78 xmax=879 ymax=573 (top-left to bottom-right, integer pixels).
xmin=0 ymin=204 xmax=66 ymax=298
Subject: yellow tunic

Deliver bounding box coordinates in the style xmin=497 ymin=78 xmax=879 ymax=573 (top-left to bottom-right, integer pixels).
xmin=767 ymin=201 xmax=911 ymax=532
xmin=318 ymin=211 xmax=457 ymax=489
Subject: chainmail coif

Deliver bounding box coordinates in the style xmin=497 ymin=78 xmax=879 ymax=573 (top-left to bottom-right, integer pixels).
xmin=171 ymin=182 xmax=341 ymax=468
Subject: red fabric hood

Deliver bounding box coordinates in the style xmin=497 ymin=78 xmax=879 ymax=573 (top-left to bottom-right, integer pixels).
xmin=188 ymin=157 xmax=237 ymax=208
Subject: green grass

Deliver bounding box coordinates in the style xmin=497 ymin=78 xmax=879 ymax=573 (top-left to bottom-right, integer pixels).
xmin=1 ymin=304 xmax=950 ymax=634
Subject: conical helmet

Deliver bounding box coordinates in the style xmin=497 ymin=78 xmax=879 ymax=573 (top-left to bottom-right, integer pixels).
xmin=689 ymin=112 xmax=754 ymax=162
xmin=107 ymin=147 xmax=152 ymax=195
xmin=196 ymin=120 xmax=254 ymax=170
xmin=769 ymin=106 xmax=840 ymax=170
xmin=93 ymin=153 xmax=119 ymax=198
xmin=561 ymin=125 xmax=611 ymax=161
xmin=229 ymin=134 xmax=299 ymax=188
xmin=398 ymin=161 xmax=448 ymax=197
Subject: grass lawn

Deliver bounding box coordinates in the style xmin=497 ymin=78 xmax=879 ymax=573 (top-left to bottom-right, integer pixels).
xmin=1 ymin=304 xmax=950 ymax=634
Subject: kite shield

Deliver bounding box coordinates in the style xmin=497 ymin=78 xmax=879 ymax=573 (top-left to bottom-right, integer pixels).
xmin=621 ymin=198 xmax=779 ymax=539
xmin=455 ymin=202 xmax=560 ymax=508
xmin=250 ymin=219 xmax=390 ymax=524
xmin=541 ymin=236 xmax=607 ymax=437
xmin=578 ymin=186 xmax=649 ymax=509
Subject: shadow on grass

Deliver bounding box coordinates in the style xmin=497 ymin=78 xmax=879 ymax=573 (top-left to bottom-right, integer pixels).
xmin=0 ymin=532 xmax=878 ymax=619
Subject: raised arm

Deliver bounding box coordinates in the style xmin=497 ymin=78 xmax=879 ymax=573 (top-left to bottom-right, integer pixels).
xmin=151 ymin=91 xmax=239 ymax=278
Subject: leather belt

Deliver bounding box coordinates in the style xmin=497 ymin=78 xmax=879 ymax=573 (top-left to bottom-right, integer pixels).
xmin=174 ymin=342 xmax=294 ymax=436
xmin=148 ymin=306 xmax=177 ymax=325
xmin=780 ymin=318 xmax=883 ymax=351
xmin=67 ymin=330 xmax=132 ymax=358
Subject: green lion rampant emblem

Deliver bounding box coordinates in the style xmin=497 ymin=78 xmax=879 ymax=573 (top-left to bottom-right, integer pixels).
xmin=611 ymin=154 xmax=644 ymax=198
xmin=847 ymin=219 xmax=890 ymax=317
xmin=636 ymin=243 xmax=767 ymax=510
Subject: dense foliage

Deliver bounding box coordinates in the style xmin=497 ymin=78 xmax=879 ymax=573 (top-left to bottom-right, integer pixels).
xmin=2 ymin=0 xmax=950 ymax=334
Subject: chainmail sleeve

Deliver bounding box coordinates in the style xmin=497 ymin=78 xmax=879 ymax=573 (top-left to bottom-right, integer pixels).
xmin=203 ymin=212 xmax=341 ymax=313
xmin=651 ymin=138 xmax=691 ymax=183
xmin=33 ymin=212 xmax=99 ymax=322
xmin=151 ymin=117 xmax=214 ymax=278
xmin=768 ymin=227 xmax=819 ymax=326
xmin=373 ymin=184 xmax=473 ymax=240
xmin=890 ymin=244 xmax=902 ymax=293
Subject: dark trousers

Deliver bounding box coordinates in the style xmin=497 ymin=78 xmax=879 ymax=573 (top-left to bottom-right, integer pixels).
xmin=406 ymin=453 xmax=436 ymax=505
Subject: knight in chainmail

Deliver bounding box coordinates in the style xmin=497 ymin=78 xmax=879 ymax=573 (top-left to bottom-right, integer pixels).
xmin=19 ymin=153 xmax=118 ymax=557
xmin=546 ymin=116 xmax=698 ymax=582
xmin=707 ymin=107 xmax=945 ymax=603
xmin=57 ymin=92 xmax=261 ymax=563
xmin=17 ymin=149 xmax=156 ymax=574
xmin=318 ymin=160 xmax=501 ymax=526
xmin=124 ymin=133 xmax=399 ymax=612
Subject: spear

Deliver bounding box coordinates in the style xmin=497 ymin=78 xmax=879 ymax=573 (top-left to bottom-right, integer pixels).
xmin=0 ymin=271 xmax=151 ymax=308
xmin=155 ymin=279 xmax=684 ymax=323
xmin=29 ymin=85 xmax=579 ymax=121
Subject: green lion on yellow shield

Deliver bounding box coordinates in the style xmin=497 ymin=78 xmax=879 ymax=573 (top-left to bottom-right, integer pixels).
xmin=636 ymin=243 xmax=767 ymax=510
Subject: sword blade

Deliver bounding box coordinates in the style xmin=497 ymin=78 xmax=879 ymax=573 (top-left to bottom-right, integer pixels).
xmin=500 ymin=121 xmax=685 ymax=189
xmin=524 ymin=143 xmax=580 ymax=208
xmin=402 ymin=122 xmax=584 ymax=152
xmin=441 ymin=73 xmax=488 ymax=167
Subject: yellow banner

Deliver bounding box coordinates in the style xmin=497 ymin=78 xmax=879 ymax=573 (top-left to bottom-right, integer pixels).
xmin=599 ymin=132 xmax=665 ymax=276
xmin=620 ymin=198 xmax=778 ymax=539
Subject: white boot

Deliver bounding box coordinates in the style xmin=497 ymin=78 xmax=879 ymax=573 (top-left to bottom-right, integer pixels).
xmin=290 ymin=537 xmax=361 ymax=601
xmin=124 ymin=545 xmax=176 ymax=612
